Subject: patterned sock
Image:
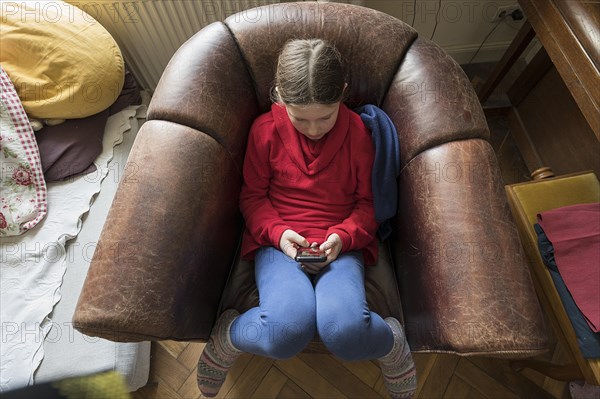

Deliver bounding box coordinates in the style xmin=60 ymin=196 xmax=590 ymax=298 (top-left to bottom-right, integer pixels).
xmin=378 ymin=317 xmax=417 ymax=399
xmin=197 ymin=309 xmax=242 ymax=397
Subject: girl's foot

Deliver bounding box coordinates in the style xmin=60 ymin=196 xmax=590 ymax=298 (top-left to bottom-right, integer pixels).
xmin=197 ymin=309 xmax=242 ymax=397
xmin=378 ymin=317 xmax=417 ymax=399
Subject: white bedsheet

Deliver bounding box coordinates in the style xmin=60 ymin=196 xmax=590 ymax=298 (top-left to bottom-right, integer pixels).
xmin=0 ymin=106 xmax=149 ymax=392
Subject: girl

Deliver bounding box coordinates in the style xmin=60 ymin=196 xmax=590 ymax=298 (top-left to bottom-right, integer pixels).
xmin=197 ymin=39 xmax=416 ymax=399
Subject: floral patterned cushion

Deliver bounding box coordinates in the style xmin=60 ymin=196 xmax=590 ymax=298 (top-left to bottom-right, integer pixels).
xmin=1 ymin=65 xmax=47 ymax=236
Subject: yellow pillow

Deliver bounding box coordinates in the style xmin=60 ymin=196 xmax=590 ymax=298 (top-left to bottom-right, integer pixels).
xmin=0 ymin=1 xmax=124 ymax=119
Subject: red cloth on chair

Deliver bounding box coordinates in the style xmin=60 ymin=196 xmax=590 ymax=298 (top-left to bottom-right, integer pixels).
xmin=537 ymin=202 xmax=600 ymax=332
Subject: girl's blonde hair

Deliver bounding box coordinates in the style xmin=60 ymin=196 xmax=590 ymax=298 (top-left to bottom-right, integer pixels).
xmin=272 ymin=39 xmax=346 ymax=105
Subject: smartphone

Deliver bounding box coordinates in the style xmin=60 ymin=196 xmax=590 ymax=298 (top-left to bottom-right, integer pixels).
xmin=295 ymin=247 xmax=327 ymax=263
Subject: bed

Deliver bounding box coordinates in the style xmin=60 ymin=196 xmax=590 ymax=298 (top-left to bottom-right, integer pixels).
xmin=0 ymin=89 xmax=151 ymax=393
xmin=0 ymin=2 xmax=151 ymax=391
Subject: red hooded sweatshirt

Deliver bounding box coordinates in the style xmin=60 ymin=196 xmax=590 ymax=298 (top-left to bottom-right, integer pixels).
xmin=240 ymin=102 xmax=378 ymax=265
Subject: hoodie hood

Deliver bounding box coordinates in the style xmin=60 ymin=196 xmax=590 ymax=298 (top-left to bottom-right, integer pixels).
xmin=272 ymin=102 xmax=350 ymax=176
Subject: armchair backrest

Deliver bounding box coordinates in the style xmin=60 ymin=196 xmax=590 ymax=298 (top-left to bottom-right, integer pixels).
xmin=223 ymin=3 xmax=417 ymax=111
xmin=148 ymin=2 xmax=488 ymax=172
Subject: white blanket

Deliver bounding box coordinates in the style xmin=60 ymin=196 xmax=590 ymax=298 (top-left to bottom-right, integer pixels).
xmin=0 ymin=107 xmax=143 ymax=392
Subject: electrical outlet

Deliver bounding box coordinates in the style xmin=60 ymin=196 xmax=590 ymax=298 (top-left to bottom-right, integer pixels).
xmin=491 ymin=4 xmax=522 ymax=22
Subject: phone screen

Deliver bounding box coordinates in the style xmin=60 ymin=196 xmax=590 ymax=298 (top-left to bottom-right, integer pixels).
xmin=295 ymin=247 xmax=327 ymax=263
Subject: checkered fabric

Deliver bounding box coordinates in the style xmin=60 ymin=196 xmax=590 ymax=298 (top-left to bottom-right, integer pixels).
xmin=0 ymin=65 xmax=47 ymax=236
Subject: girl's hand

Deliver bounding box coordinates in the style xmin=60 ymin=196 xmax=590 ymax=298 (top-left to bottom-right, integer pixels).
xmin=279 ymin=229 xmax=309 ymax=259
xmin=320 ymin=233 xmax=343 ymax=262
xmin=301 ymin=234 xmax=343 ymax=274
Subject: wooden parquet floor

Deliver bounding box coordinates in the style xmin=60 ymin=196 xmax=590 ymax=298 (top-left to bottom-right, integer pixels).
xmin=131 ymin=340 xmax=571 ymax=399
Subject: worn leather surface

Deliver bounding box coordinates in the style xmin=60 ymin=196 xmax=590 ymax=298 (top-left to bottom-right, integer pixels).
xmin=393 ymin=139 xmax=547 ymax=355
xmin=74 ymin=2 xmax=548 ymax=355
xmin=148 ymin=22 xmax=259 ymax=169
xmin=383 ymin=36 xmax=489 ymax=168
xmin=224 ymin=2 xmax=418 ymax=112
xmin=74 ymin=120 xmax=243 ymax=341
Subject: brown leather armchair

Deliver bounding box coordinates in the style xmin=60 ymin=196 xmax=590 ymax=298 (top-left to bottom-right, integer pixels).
xmin=74 ymin=2 xmax=548 ymax=357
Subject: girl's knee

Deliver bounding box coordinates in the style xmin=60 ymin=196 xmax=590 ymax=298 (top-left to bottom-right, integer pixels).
xmin=232 ymin=315 xmax=315 ymax=359
xmin=258 ymin=306 xmax=316 ymax=359
xmin=319 ymin=327 xmax=365 ymax=361
xmin=273 ymin=322 xmax=316 ymax=359
xmin=317 ymin=309 xmax=371 ymax=361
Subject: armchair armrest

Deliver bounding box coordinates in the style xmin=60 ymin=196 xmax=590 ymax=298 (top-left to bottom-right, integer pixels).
xmin=393 ymin=139 xmax=548 ymax=356
xmin=73 ymin=120 xmax=243 ymax=341
xmin=384 ymin=37 xmax=548 ymax=356
xmin=74 ymin=22 xmax=258 ymax=342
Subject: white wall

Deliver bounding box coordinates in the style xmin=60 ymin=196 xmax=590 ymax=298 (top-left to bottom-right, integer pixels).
xmin=359 ymin=0 xmax=525 ymax=64
xmin=66 ymin=0 xmax=525 ymax=91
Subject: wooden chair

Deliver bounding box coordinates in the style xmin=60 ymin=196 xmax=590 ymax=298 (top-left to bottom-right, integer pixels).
xmin=506 ymin=169 xmax=600 ymax=384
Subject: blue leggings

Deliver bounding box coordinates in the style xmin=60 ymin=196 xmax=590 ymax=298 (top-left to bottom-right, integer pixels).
xmin=230 ymin=246 xmax=394 ymax=360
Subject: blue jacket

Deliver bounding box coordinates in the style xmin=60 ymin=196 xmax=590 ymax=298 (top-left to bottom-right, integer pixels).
xmin=354 ymin=105 xmax=401 ymax=240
